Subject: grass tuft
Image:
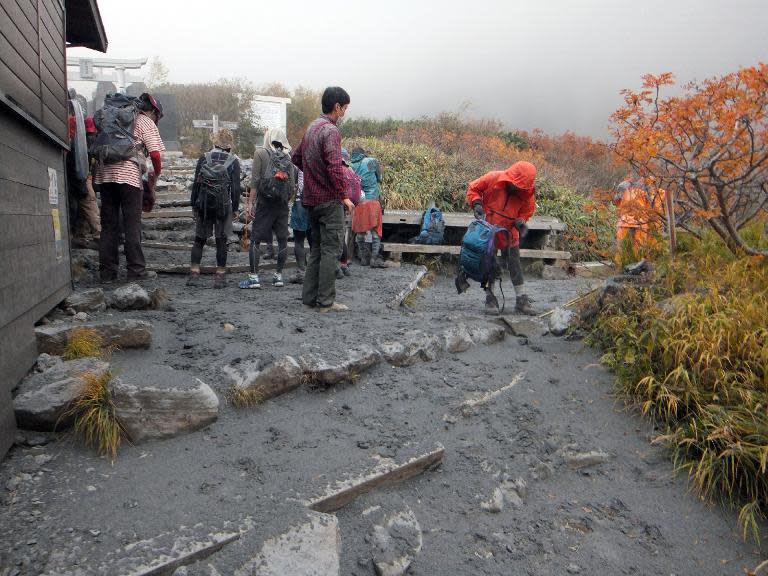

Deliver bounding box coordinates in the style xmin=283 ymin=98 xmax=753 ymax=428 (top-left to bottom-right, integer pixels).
xmin=63 ymin=327 xmax=105 ymax=360
xmin=584 ymin=226 xmax=768 ymax=540
xmin=65 ymin=370 xmax=124 ymax=459
xmin=227 ymin=385 xmax=265 ymax=408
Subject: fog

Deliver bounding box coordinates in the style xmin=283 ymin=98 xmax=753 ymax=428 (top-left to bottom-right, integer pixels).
xmin=68 ymin=0 xmax=768 ymax=139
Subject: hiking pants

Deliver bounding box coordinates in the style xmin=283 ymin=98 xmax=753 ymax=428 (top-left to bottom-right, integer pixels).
xmin=99 ymin=182 xmax=145 ymax=279
xmin=192 ymin=213 xmax=232 ymax=268
xmin=499 ymin=246 xmax=523 ymax=286
xmin=303 ymin=201 xmax=344 ymax=307
xmin=356 ymin=230 xmax=381 ymax=259
xmin=250 ymin=200 xmax=289 ymax=273
xmin=293 ymin=229 xmax=312 ymax=270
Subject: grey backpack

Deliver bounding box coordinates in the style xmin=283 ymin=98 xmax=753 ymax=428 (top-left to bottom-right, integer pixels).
xmin=259 ymin=149 xmax=294 ymax=202
xmin=91 ymin=93 xmax=139 ymax=165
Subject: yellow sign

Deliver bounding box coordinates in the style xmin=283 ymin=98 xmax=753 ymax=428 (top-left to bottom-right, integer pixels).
xmin=51 ymin=208 xmax=62 ymax=260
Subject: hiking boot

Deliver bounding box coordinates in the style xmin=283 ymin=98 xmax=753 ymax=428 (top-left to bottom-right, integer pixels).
xmin=213 ymin=273 xmax=227 ymax=289
xmin=239 ymin=274 xmax=261 ymax=289
xmin=100 ymin=274 xmax=118 ymax=285
xmin=186 ymin=272 xmax=202 ymax=287
xmin=342 ymin=265 xmax=351 ymax=277
xmin=317 ymin=302 xmax=349 ymax=313
xmin=128 ymin=270 xmax=157 ymax=281
xmin=485 ymin=291 xmax=501 ymax=316
xmin=515 ymin=294 xmax=538 ymax=316
xmin=289 ymin=269 xmax=305 ymax=284
xmin=272 ymin=272 xmax=284 ymax=288
xmin=359 ymin=247 xmax=371 ymax=266
xmin=335 ymin=266 xmax=344 ymax=279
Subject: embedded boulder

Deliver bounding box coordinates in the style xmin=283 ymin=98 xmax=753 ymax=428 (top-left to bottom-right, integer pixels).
xmin=369 ymin=506 xmax=423 ymax=576
xmin=378 ymin=331 xmax=442 ymax=367
xmin=35 ymin=319 xmax=152 ymax=355
xmin=225 ymin=356 xmax=303 ymax=401
xmin=14 ymin=358 xmax=110 ymax=431
xmin=548 ymin=307 xmax=576 ymax=336
xmin=109 ymin=365 xmax=219 ymax=443
xmin=301 ymin=346 xmax=381 ymax=387
xmin=108 ymin=283 xmax=151 ymax=310
xmin=64 ymin=288 xmax=106 ymax=313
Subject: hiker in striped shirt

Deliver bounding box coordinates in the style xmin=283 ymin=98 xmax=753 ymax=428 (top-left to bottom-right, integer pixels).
xmin=94 ymin=93 xmax=165 ymax=283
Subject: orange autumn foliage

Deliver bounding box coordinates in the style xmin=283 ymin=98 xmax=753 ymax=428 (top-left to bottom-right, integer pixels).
xmin=611 ymin=65 xmax=768 ymax=256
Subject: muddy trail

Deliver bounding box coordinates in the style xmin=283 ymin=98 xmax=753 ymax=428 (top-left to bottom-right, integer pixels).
xmin=0 ymin=245 xmax=762 ymax=575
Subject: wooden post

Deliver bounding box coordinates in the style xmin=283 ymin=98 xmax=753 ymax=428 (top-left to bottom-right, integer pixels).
xmin=665 ymin=188 xmax=677 ymax=254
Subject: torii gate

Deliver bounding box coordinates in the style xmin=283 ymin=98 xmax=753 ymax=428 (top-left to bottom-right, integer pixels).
xmin=66 ymin=57 xmax=148 ymax=92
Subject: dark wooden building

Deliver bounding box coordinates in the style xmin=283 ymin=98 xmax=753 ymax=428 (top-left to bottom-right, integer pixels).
xmin=0 ymin=0 xmax=107 ymax=457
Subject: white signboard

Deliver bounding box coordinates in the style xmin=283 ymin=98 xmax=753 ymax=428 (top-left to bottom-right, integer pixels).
xmin=47 ymin=167 xmax=58 ymax=205
xmin=253 ymin=101 xmax=282 ymax=130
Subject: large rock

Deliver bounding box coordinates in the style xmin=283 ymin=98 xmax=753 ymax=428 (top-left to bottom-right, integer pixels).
xmin=108 ymin=283 xmax=151 ymax=310
xmin=14 ymin=358 xmax=110 ymax=431
xmin=548 ymin=307 xmax=576 ymax=336
xmin=378 ymin=331 xmax=442 ymax=367
xmin=370 ymin=506 xmax=423 ymax=576
xmin=300 ymin=346 xmax=381 ymax=387
xmin=35 ymin=319 xmax=152 ymax=355
xmin=109 ymin=365 xmax=219 ymax=443
xmin=441 ymin=325 xmax=474 ymax=354
xmin=468 ymin=323 xmax=506 ymax=345
xmin=225 ymin=356 xmax=303 ymax=401
xmin=64 ymin=288 xmax=106 ymax=313
xmin=235 ymin=512 xmax=340 ymax=576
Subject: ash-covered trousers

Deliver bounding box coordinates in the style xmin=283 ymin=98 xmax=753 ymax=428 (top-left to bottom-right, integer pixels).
xmin=99 ymin=182 xmax=146 ymax=278
xmin=302 ymin=201 xmax=344 ymax=307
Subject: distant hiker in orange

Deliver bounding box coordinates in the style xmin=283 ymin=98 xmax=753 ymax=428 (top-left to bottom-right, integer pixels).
xmin=614 ymin=179 xmax=666 ymax=250
xmin=465 ymin=160 xmax=538 ymax=315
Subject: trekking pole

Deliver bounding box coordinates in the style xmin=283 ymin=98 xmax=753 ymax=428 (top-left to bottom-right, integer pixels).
xmin=537 ymin=287 xmax=600 ymax=319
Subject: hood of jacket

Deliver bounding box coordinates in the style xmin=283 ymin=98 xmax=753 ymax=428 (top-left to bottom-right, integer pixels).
xmin=498 ymin=161 xmax=536 ymax=193
xmin=263 ymin=127 xmax=292 ymax=153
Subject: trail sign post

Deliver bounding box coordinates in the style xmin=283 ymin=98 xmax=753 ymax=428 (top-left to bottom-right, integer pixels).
xmin=192 ymin=114 xmax=239 ymax=134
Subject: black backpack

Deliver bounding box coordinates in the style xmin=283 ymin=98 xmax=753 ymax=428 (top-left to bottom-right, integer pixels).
xmin=259 ymin=149 xmax=294 ymax=202
xmin=91 ymin=93 xmax=140 ymax=165
xmin=196 ymin=151 xmax=236 ymax=219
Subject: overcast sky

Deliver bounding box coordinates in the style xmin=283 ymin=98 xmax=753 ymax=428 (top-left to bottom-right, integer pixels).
xmin=68 ymin=0 xmax=768 ymax=139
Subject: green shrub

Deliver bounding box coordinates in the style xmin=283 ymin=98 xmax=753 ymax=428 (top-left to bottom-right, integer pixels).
xmin=586 ymin=231 xmax=768 ymax=540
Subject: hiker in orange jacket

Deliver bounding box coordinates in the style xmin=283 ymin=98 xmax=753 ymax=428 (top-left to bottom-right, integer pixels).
xmin=466 ymin=160 xmax=538 ymax=315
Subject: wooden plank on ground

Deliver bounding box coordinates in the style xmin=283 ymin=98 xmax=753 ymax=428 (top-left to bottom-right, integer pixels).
xmin=388 ymin=265 xmax=427 ymax=309
xmin=308 ymin=445 xmax=445 ymax=513
xmin=382 ymin=242 xmax=571 ymax=260
xmin=142 ymin=209 xmax=194 ymax=219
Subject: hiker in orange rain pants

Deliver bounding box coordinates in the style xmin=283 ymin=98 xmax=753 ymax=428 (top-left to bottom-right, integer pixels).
xmin=614 ymin=180 xmax=666 ymax=250
xmin=464 ymin=160 xmax=538 ymax=315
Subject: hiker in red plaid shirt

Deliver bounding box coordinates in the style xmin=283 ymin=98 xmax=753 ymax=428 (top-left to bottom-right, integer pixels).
xmin=291 ymin=87 xmax=354 ymax=312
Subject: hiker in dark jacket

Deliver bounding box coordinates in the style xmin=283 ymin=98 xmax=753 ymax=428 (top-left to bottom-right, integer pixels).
xmin=239 ymin=128 xmax=296 ymax=289
xmin=291 ymin=86 xmax=354 ymax=312
xmin=188 ymin=129 xmax=241 ymax=289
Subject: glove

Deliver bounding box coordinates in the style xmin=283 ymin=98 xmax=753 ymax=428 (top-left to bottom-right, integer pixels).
xmin=142 ymin=179 xmax=155 ymax=213
xmin=514 ymin=219 xmax=529 ymax=237
xmin=473 ymin=202 xmax=485 ymax=221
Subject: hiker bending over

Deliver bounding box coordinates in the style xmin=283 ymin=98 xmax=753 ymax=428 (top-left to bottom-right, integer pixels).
xmin=350 ymin=145 xmax=385 ymax=266
xmin=240 ymin=128 xmax=296 ymax=289
xmin=466 ymin=161 xmax=538 ymax=315
xmin=291 ymin=86 xmax=354 ymax=312
xmin=187 ymin=129 xmax=241 ymax=289
xmin=93 ymin=92 xmax=165 ymax=283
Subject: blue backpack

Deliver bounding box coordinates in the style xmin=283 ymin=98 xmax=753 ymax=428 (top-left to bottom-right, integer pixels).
xmin=459 ymin=220 xmax=509 ymax=284
xmin=352 ymin=157 xmax=381 ymax=200
xmin=411 ymin=207 xmax=445 ymax=245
